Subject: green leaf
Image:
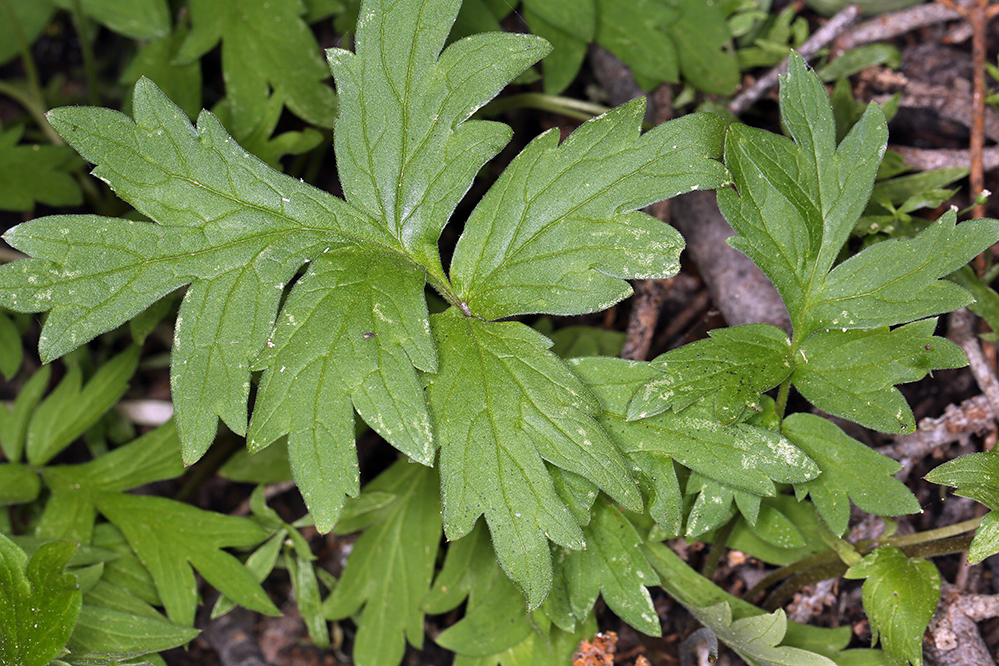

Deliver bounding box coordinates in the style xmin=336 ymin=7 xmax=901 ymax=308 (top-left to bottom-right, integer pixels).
xmin=120 ymin=23 xmax=202 ymax=120
xmin=784 ymin=414 xmax=919 ymax=535
xmin=628 ymin=324 xmax=792 ymax=423
xmin=1 ymin=78 xmax=386 ymax=460
xmin=327 ymin=0 xmax=550 ymax=280
xmin=0 ymin=534 xmax=82 ymax=666
xmin=323 ymin=460 xmax=441 ymax=666
xmin=0 ymin=0 xmax=56 ymax=67
xmin=809 ymin=210 xmax=999 ymax=332
xmin=285 ymin=551 xmax=327 ymax=649
xmin=26 ymin=346 xmax=139 ymax=466
xmin=845 ymin=546 xmax=939 ymax=666
xmin=594 ymin=0 xmax=679 ymax=90
xmin=429 ymin=524 xmax=535 ymax=657
xmin=0 ymin=125 xmax=82 ymax=212
xmin=792 ymin=320 xmax=966 ymax=433
xmin=426 ymin=310 xmax=641 ymax=608
xmin=0 ymin=463 xmax=41 ymax=504
xmin=450 ymin=106 xmax=727 ymax=319
xmin=69 ymin=581 xmax=198 ymax=656
xmin=0 ymin=364 xmax=50 ymax=462
xmin=572 ymin=357 xmax=818 ymax=500
xmin=719 ymin=52 xmax=890 ymax=334
xmin=523 ymin=5 xmax=588 ymax=95
xmin=93 ymin=493 xmax=278 ymax=627
xmin=52 ymin=0 xmax=169 ymax=40
xmin=926 ymin=451 xmax=999 ymax=563
xmin=558 ymin=498 xmax=661 ymax=636
xmin=689 ymin=603 xmax=837 ymax=666
xmin=666 ymin=0 xmax=740 ymax=95
xmin=177 ymin=0 xmax=335 ymax=132
xmin=247 ymin=246 xmax=435 ymax=531
xmin=643 ymin=542 xmax=849 ymax=666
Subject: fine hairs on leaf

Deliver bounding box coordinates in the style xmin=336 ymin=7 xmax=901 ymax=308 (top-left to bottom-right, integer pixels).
xmin=4 ymin=1 xmax=999 ymax=665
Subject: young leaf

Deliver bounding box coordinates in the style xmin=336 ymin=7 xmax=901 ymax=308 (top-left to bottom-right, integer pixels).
xmin=429 ymin=525 xmax=535 ymax=658
xmin=845 ymin=546 xmax=940 ymax=666
xmin=0 ymin=125 xmax=82 ymax=212
xmin=247 ymin=246 xmax=435 ymax=531
xmin=37 ymin=421 xmax=185 ymax=543
xmin=688 ymin=603 xmax=837 ymax=666
xmin=571 ymin=357 xmax=818 ymax=499
xmin=450 ymin=105 xmax=728 ymax=319
xmin=176 ymin=0 xmax=335 ymax=133
xmin=791 ymin=319 xmax=966 ymax=433
xmin=327 ymin=0 xmax=550 ymax=282
xmin=783 ymin=414 xmax=919 ymax=535
xmin=0 ymin=534 xmax=82 ymax=666
xmin=26 ymin=346 xmax=139 ymax=466
xmin=425 ymin=310 xmax=641 ymax=608
xmin=558 ymin=497 xmax=661 ymax=636
xmin=93 ymin=492 xmax=278 ymax=627
xmin=323 ymin=460 xmax=442 ymax=666
xmin=926 ymin=452 xmax=999 ymax=563
xmin=627 ymin=323 xmax=792 ymax=423
xmin=0 ymin=364 xmax=51 ymax=462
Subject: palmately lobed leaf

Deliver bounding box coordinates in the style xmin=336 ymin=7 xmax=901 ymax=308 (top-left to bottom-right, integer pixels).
xmin=426 ymin=309 xmax=641 ymax=608
xmin=451 ymin=104 xmax=729 ymax=319
xmin=327 ymin=0 xmax=551 ymax=282
xmin=247 ymin=245 xmax=436 ymax=531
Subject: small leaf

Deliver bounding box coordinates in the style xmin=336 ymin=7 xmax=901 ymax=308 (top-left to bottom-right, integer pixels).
xmin=426 ymin=310 xmax=641 ymax=608
xmin=26 ymin=347 xmax=139 ymax=466
xmin=845 ymin=546 xmax=939 ymax=666
xmin=0 ymin=364 xmax=51 ymax=462
xmin=559 ymin=498 xmax=661 ymax=636
xmin=594 ymin=0 xmax=679 ymax=89
xmin=0 ymin=463 xmax=41 ymax=504
xmin=628 ymin=323 xmax=792 ymax=423
xmin=177 ymin=0 xmax=335 ymax=132
xmin=0 ymin=125 xmax=82 ymax=212
xmin=784 ymin=413 xmax=920 ymax=535
xmin=0 ymin=534 xmax=82 ymax=666
xmin=94 ymin=493 xmax=277 ymax=627
xmin=52 ymin=0 xmax=169 ymax=40
xmin=451 ymin=107 xmax=727 ymax=319
xmin=792 ymin=320 xmax=966 ymax=433
xmin=323 ymin=460 xmax=442 ymax=666
xmin=926 ymin=451 xmax=999 ymax=563
xmin=688 ymin=603 xmax=837 ymax=666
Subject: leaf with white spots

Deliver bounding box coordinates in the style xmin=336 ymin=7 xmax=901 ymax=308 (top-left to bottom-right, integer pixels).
xmin=627 ymin=323 xmax=793 ymax=424
xmin=426 ymin=309 xmax=642 ymax=608
xmin=247 ymin=245 xmax=436 ymax=532
xmin=449 ymin=104 xmax=728 ymax=320
xmin=556 ymin=497 xmax=661 ymax=636
xmin=791 ymin=319 xmax=966 ymax=434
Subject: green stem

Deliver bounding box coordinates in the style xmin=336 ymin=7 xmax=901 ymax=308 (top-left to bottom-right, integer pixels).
xmin=0 ymin=0 xmax=46 ymax=114
xmin=477 ymin=92 xmax=656 ymax=131
xmin=883 ymin=516 xmax=982 ymax=548
xmin=774 ymin=376 xmax=791 ymax=420
xmin=70 ymin=0 xmax=101 ymax=106
xmin=0 ymin=81 xmax=62 ymax=145
xmin=702 ymin=515 xmax=738 ymax=580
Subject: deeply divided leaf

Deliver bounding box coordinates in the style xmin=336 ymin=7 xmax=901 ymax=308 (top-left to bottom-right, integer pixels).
xmin=247 ymin=245 xmax=435 ymax=531
xmin=451 ymin=107 xmax=728 ymax=319
xmin=426 ymin=310 xmax=641 ymax=608
xmin=783 ymin=414 xmax=919 ymax=535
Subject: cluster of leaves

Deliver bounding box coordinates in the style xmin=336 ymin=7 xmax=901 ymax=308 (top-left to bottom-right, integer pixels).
xmin=3 ymin=1 xmax=999 ymax=666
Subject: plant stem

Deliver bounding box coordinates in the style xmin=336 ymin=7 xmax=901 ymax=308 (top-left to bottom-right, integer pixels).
xmin=70 ymin=0 xmax=101 ymax=106
xmin=702 ymin=515 xmax=738 ymax=580
xmin=774 ymin=376 xmax=791 ymax=420
xmin=477 ymin=92 xmax=656 ymax=131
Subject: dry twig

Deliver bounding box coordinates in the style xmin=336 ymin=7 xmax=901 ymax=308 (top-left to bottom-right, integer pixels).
xmin=833 ymin=3 xmax=962 ymax=51
xmin=728 ymin=4 xmax=861 ymax=116
xmin=925 ymin=582 xmax=999 ymax=666
xmin=949 ymin=308 xmax=999 ymax=418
